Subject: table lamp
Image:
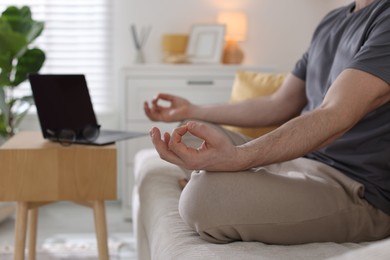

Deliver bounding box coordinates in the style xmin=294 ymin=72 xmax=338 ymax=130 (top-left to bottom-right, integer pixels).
xmin=217 ymin=11 xmax=248 ymax=64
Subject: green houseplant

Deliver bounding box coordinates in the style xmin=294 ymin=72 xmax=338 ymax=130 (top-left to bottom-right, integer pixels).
xmin=0 ymin=6 xmax=45 ymax=138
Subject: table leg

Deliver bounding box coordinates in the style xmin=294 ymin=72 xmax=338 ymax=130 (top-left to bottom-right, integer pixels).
xmin=28 ymin=208 xmax=38 ymax=260
xmin=14 ymin=202 xmax=28 ymax=260
xmin=93 ymin=200 xmax=109 ymax=260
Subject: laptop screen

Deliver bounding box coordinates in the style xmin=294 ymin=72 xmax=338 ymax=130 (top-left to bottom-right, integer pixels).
xmin=29 ymin=74 xmax=98 ymax=138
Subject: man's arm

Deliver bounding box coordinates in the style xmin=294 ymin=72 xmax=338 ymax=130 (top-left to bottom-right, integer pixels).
xmin=151 ymin=68 xmax=390 ymax=171
xmin=189 ymin=73 xmax=307 ymax=127
xmin=238 ymin=68 xmax=390 ymax=169
xmin=145 ymin=73 xmax=307 ymax=127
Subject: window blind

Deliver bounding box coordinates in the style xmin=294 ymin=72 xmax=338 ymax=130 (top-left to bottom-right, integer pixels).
xmin=0 ymin=0 xmax=112 ymax=113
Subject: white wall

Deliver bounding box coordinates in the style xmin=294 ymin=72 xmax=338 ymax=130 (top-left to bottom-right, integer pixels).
xmin=331 ymin=0 xmax=353 ymax=8
xmin=113 ymin=0 xmax=354 ymax=75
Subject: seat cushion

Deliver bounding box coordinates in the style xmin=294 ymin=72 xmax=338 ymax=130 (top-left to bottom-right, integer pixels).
xmin=327 ymin=237 xmax=390 ymax=260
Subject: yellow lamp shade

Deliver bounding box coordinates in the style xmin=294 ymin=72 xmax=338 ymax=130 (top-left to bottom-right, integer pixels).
xmin=217 ymin=12 xmax=248 ymax=42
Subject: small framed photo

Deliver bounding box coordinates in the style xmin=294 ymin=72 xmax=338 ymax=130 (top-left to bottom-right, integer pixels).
xmin=186 ymin=24 xmax=225 ymax=64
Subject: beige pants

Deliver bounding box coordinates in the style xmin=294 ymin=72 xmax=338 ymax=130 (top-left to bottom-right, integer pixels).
xmin=178 ymin=122 xmax=390 ymax=244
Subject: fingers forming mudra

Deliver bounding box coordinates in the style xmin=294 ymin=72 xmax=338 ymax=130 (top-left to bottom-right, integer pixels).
xmin=150 ymin=121 xmax=240 ymax=172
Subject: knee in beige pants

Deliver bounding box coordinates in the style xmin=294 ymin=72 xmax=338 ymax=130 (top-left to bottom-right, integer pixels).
xmin=179 ymin=158 xmax=390 ymax=244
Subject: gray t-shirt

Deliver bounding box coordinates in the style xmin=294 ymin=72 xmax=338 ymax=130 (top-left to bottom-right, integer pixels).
xmin=292 ymin=0 xmax=390 ymax=215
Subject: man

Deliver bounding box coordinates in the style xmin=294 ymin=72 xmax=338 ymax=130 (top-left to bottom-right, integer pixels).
xmin=144 ymin=0 xmax=390 ymax=244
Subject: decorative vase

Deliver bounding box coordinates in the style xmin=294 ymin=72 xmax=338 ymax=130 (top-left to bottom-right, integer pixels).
xmin=134 ymin=49 xmax=145 ymax=63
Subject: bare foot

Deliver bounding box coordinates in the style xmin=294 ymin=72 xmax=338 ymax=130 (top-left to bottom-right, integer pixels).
xmin=178 ymin=178 xmax=189 ymax=189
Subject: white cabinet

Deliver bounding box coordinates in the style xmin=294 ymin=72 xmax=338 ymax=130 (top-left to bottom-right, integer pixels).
xmin=119 ymin=64 xmax=272 ymax=219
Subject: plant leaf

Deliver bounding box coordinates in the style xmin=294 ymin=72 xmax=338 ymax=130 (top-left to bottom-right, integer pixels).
xmin=0 ymin=19 xmax=27 ymax=88
xmin=0 ymin=50 xmax=13 ymax=87
xmin=1 ymin=6 xmax=32 ymax=37
xmin=0 ymin=19 xmax=27 ymax=57
xmin=0 ymin=113 xmax=8 ymax=137
xmin=27 ymin=21 xmax=44 ymax=44
xmin=1 ymin=6 xmax=44 ymax=58
xmin=12 ymin=48 xmax=45 ymax=86
xmin=0 ymin=87 xmax=9 ymax=126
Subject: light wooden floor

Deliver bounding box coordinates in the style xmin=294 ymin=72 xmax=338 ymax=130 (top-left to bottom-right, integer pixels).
xmin=0 ymin=201 xmax=133 ymax=247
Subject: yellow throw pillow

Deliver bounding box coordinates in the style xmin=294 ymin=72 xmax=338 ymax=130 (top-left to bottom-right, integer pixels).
xmin=224 ymin=71 xmax=285 ymax=138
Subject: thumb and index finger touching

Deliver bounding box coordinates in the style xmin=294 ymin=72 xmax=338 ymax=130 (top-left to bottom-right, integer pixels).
xmin=170 ymin=121 xmax=223 ymax=154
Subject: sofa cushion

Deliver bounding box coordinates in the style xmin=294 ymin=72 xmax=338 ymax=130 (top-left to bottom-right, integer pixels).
xmin=327 ymin=237 xmax=390 ymax=260
xmin=223 ymin=71 xmax=285 ymax=138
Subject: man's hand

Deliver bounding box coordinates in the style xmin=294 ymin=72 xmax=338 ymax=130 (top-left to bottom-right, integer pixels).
xmin=144 ymin=93 xmax=194 ymax=122
xmin=149 ymin=121 xmax=241 ymax=171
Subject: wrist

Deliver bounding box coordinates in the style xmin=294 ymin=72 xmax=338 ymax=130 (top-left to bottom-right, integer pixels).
xmin=235 ymin=144 xmax=256 ymax=170
xmin=186 ymin=104 xmax=201 ymax=120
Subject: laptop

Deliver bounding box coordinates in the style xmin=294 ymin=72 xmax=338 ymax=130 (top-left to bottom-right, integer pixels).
xmin=29 ymin=74 xmax=147 ymax=145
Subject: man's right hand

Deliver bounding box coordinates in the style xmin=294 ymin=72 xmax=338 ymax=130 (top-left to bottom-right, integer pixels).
xmin=149 ymin=121 xmax=241 ymax=171
xmin=144 ymin=93 xmax=194 ymax=122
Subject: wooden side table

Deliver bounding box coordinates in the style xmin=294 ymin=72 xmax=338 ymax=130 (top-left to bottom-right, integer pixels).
xmin=0 ymin=132 xmax=117 ymax=260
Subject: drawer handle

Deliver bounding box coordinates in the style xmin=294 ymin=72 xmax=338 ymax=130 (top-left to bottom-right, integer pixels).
xmin=187 ymin=80 xmax=214 ymax=85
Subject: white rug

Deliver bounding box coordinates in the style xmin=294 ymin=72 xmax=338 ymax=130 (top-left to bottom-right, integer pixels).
xmin=0 ymin=233 xmax=137 ymax=260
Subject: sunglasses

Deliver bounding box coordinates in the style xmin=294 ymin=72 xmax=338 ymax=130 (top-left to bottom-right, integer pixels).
xmin=46 ymin=125 xmax=100 ymax=146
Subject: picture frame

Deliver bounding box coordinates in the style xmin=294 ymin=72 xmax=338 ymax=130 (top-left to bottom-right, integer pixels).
xmin=186 ymin=24 xmax=225 ymax=64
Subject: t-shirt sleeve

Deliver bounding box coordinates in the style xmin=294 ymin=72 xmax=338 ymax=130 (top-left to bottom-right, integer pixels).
xmin=291 ymin=7 xmax=344 ymax=83
xmin=291 ymin=51 xmax=308 ymax=81
xmin=347 ymin=12 xmax=390 ymax=85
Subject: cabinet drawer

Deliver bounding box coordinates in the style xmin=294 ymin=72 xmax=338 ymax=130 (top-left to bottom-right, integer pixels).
xmin=126 ymin=78 xmax=233 ymax=121
xmin=128 ymin=77 xmax=233 ymax=88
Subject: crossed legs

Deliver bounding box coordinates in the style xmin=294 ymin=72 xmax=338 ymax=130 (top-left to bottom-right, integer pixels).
xmin=179 ymin=158 xmax=390 ymax=244
xmin=177 ymin=122 xmax=390 ymax=244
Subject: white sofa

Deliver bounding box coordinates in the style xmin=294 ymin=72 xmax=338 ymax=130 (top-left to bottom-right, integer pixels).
xmin=132 ymin=149 xmax=390 ymax=260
